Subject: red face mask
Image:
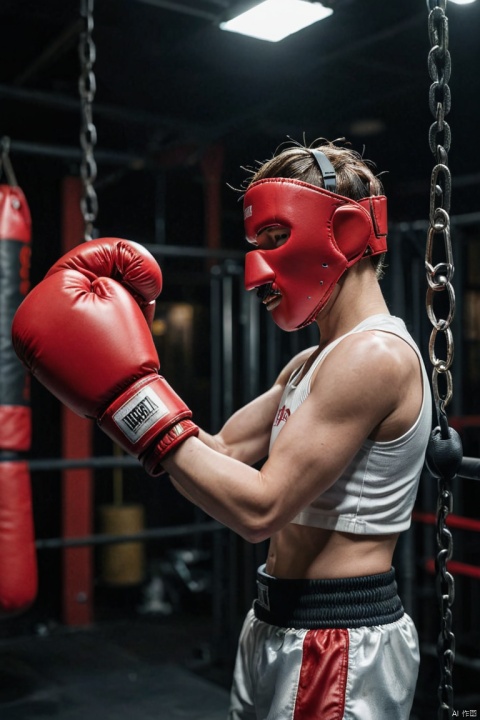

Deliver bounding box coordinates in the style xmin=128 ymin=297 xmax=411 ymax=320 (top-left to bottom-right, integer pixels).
xmin=243 ymin=177 xmax=387 ymax=331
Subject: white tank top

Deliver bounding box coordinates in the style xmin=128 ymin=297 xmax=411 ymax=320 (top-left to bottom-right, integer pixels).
xmin=269 ymin=314 xmax=432 ymax=534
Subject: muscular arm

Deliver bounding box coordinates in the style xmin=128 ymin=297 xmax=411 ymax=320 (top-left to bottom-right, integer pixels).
xmin=164 ymin=333 xmax=419 ymax=542
xmin=169 ymin=347 xmax=314 ymax=501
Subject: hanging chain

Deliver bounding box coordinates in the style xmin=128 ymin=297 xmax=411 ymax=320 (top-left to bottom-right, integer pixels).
xmin=426 ymin=0 xmax=454 ymax=426
xmin=0 ymin=137 xmax=18 ymax=186
xmin=425 ymin=2 xmax=457 ymax=718
xmin=79 ymin=0 xmax=98 ymax=241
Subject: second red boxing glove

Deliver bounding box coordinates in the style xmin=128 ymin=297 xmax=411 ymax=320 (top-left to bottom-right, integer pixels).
xmin=12 ymin=238 xmax=198 ymax=475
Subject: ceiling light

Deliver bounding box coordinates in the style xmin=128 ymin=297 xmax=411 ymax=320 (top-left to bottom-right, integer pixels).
xmin=448 ymin=0 xmax=477 ymax=4
xmin=219 ymin=0 xmax=333 ymax=42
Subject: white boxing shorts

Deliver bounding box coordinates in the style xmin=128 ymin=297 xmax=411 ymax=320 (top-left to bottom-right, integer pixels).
xmin=228 ymin=566 xmax=419 ymax=720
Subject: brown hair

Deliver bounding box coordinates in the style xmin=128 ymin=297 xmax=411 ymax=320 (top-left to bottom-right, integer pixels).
xmin=246 ymin=139 xmax=387 ymax=277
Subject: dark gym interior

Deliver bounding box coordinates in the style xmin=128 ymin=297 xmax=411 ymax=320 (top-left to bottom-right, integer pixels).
xmin=1 ymin=1 xmax=480 ymax=717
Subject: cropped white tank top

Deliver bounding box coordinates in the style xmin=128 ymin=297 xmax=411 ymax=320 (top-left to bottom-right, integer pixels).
xmin=269 ymin=314 xmax=432 ymax=534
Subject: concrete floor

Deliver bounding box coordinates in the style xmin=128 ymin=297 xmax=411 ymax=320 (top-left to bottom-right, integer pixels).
xmin=0 ymin=616 xmax=231 ymax=720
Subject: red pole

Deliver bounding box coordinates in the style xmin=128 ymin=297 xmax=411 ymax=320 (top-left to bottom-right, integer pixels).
xmin=60 ymin=176 xmax=94 ymax=626
xmin=200 ymin=143 xmax=224 ymax=268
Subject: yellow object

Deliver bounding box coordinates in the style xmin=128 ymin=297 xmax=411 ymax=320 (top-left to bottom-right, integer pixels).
xmin=99 ymin=504 xmax=145 ymax=586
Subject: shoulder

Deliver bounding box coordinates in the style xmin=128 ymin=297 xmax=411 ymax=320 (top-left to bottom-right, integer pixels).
xmin=312 ymin=329 xmax=419 ymax=418
xmin=325 ymin=328 xmax=418 ymax=377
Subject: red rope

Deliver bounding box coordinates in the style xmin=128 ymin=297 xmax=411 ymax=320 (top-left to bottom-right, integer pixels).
xmin=425 ymin=559 xmax=480 ymax=580
xmin=414 ymin=511 xmax=480 ymax=579
xmin=449 ymin=415 xmax=480 ymax=430
xmin=413 ymin=511 xmax=480 ymax=534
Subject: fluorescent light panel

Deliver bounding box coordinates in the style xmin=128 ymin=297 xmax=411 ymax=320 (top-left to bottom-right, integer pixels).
xmin=220 ymin=0 xmax=333 ymax=42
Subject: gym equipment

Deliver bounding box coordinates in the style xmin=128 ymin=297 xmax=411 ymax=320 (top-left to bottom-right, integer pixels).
xmin=0 ymin=138 xmax=37 ymax=614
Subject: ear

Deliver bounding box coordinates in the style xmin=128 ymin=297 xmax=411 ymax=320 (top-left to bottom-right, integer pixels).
xmin=331 ymin=205 xmax=372 ymax=263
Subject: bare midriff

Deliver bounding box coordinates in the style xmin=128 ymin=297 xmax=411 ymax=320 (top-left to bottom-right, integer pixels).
xmin=265 ymin=522 xmax=400 ymax=580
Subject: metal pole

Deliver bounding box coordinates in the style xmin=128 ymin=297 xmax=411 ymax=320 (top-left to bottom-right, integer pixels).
xmin=145 ymin=243 xmax=244 ymax=260
xmin=210 ymin=266 xmax=223 ymax=431
xmin=241 ymin=275 xmax=260 ymax=404
xmin=2 ymin=453 xmax=478 ymax=478
xmin=35 ymin=521 xmax=224 ymax=550
xmin=132 ymin=0 xmax=219 ymax=21
xmin=0 ymin=82 xmax=200 ymax=134
xmin=222 ymin=270 xmax=234 ymax=422
xmin=9 ymin=138 xmax=142 ymax=166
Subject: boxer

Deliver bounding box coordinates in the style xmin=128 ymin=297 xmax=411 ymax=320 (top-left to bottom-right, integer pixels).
xmin=13 ymin=140 xmax=430 ymax=719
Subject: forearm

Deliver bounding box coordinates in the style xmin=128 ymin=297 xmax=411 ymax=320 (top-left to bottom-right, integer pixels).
xmin=197 ymin=397 xmax=277 ymax=466
xmin=167 ymin=427 xmax=236 ymax=505
xmin=162 ymin=437 xmax=270 ymax=543
xmin=197 ymin=427 xmax=230 ymax=454
xmin=163 ymin=377 xmax=285 ymax=527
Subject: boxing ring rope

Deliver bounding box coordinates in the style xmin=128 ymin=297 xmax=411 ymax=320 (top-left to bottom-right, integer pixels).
xmin=34 ymin=521 xmax=224 ymax=551
xmin=5 ymin=452 xmax=479 ymax=479
xmin=5 ymin=138 xmax=140 ymax=166
xmin=414 ymin=511 xmax=480 ymax=581
xmin=424 ymin=559 xmax=480 ymax=582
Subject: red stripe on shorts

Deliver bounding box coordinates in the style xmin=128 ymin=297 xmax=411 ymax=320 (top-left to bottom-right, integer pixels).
xmin=293 ymin=628 xmax=349 ymax=719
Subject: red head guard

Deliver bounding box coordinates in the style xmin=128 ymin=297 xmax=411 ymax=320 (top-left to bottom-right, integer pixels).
xmin=243 ymin=159 xmax=387 ymax=331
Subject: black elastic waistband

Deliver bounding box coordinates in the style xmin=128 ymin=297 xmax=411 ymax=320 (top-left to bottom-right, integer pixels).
xmin=254 ymin=565 xmax=404 ymax=629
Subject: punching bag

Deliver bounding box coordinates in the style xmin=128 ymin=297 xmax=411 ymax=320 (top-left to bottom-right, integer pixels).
xmin=0 ymin=143 xmax=37 ymax=614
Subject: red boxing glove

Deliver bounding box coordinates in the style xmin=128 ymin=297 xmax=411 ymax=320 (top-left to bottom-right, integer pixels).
xmin=12 ymin=238 xmax=198 ymax=475
xmin=46 ymin=235 xmax=162 ymax=327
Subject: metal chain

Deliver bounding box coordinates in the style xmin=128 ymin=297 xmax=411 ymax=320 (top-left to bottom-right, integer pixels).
xmin=0 ymin=137 xmax=18 ymax=186
xmin=78 ymin=0 xmax=98 ymax=241
xmin=426 ymin=0 xmax=454 ymax=423
xmin=425 ymin=2 xmax=456 ymax=718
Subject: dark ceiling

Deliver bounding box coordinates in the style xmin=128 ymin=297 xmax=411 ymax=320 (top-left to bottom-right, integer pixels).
xmin=1 ymin=0 xmax=479 ymax=241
